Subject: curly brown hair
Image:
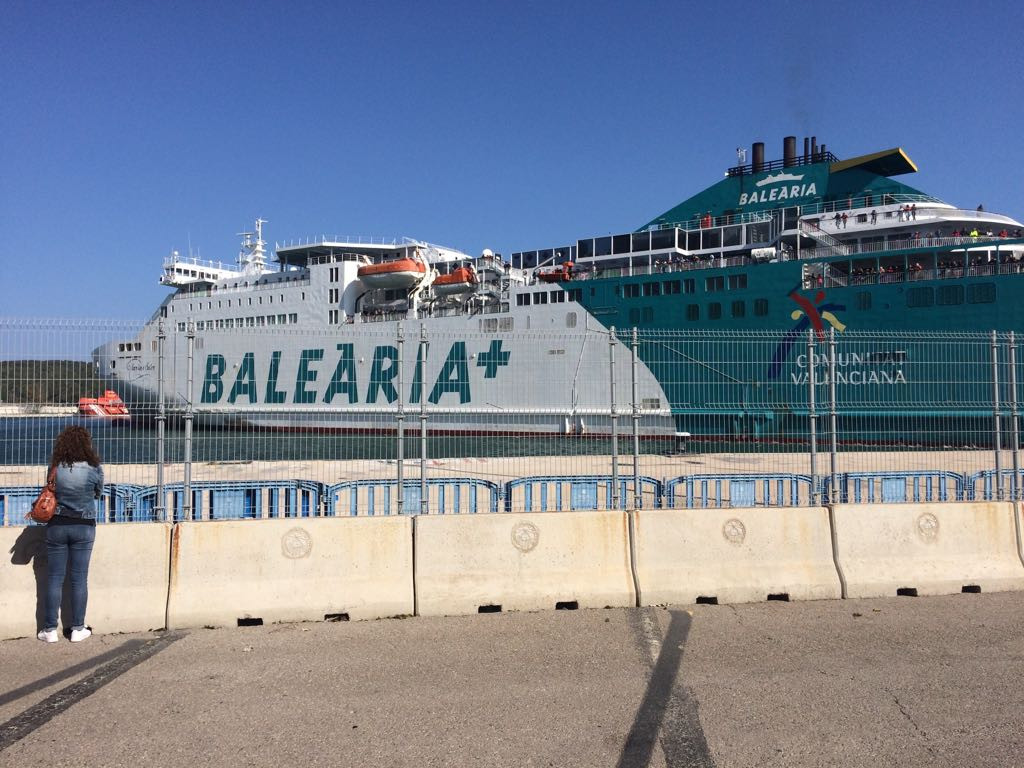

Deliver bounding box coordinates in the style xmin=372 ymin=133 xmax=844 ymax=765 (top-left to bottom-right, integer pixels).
xmin=50 ymin=426 xmax=102 ymax=468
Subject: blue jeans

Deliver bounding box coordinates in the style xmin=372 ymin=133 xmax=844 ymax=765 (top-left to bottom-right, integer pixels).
xmin=44 ymin=523 xmax=96 ymax=631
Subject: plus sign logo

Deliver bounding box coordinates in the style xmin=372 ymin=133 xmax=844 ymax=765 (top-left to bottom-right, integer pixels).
xmin=767 ymin=287 xmax=846 ymax=380
xmin=476 ymin=339 xmax=510 ymax=378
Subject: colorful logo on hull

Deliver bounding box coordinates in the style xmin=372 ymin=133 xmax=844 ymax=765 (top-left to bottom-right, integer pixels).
xmin=767 ymin=289 xmax=846 ymax=379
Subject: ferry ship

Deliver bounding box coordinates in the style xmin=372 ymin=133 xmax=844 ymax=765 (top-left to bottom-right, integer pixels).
xmin=93 ymin=136 xmax=1024 ymax=440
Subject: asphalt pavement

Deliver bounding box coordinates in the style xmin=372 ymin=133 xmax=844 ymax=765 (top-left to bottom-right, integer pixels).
xmin=1 ymin=592 xmax=1022 ymax=767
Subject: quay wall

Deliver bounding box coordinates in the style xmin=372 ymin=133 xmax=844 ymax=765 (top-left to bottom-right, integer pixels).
xmin=2 ymin=503 xmax=1023 ymax=639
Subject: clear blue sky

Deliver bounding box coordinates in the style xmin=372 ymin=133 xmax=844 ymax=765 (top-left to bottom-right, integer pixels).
xmin=3 ymin=0 xmax=1023 ymax=320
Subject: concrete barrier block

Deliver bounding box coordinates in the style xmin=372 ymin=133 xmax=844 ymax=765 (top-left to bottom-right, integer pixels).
xmin=633 ymin=507 xmax=840 ymax=606
xmin=167 ymin=517 xmax=413 ymax=628
xmin=832 ymin=502 xmax=1024 ymax=598
xmin=0 ymin=523 xmax=171 ymax=640
xmin=415 ymin=510 xmax=635 ymax=617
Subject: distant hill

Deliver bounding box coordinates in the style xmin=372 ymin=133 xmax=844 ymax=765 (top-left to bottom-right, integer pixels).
xmin=0 ymin=360 xmax=105 ymax=405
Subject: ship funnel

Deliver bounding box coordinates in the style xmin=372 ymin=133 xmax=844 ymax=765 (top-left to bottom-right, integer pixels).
xmin=752 ymin=142 xmax=764 ymax=173
xmin=811 ymin=136 xmax=818 ymax=161
xmin=820 ymin=143 xmax=827 ymax=160
xmin=783 ymin=136 xmax=797 ymax=168
xmin=803 ymin=137 xmax=810 ymax=165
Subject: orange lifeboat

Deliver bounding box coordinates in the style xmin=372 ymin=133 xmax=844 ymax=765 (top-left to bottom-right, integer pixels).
xmin=358 ymin=256 xmax=427 ymax=289
xmin=78 ymin=390 xmax=130 ymax=420
xmin=536 ymin=262 xmax=574 ymax=283
xmin=433 ymin=265 xmax=478 ymax=296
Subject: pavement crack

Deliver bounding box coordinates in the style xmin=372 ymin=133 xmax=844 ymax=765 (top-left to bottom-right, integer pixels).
xmin=884 ymin=687 xmax=954 ymax=768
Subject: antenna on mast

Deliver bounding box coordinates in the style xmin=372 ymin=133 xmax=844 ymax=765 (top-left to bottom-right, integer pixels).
xmin=238 ymin=217 xmax=268 ymax=274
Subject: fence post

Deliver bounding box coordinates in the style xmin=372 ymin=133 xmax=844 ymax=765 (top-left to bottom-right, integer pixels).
xmin=631 ymin=327 xmax=641 ymax=510
xmin=396 ymin=323 xmax=405 ymax=515
xmin=609 ymin=327 xmax=620 ymax=510
xmin=183 ymin=320 xmax=195 ymax=521
xmin=1010 ymin=331 xmax=1020 ymax=501
xmin=828 ymin=327 xmax=838 ymax=503
xmin=155 ymin=318 xmax=167 ymax=522
xmin=992 ymin=330 xmax=1003 ymax=500
xmin=419 ymin=323 xmax=428 ymax=515
xmin=808 ymin=328 xmax=818 ymax=505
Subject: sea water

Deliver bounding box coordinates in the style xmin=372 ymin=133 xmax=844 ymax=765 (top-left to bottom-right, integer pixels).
xmin=0 ymin=417 xmax=643 ymax=466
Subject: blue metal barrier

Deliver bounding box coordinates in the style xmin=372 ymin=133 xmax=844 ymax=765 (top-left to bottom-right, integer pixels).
xmin=663 ymin=474 xmax=814 ymax=508
xmin=504 ymin=475 xmax=663 ymax=512
xmin=130 ymin=480 xmax=324 ymax=521
xmin=325 ymin=478 xmax=502 ymax=516
xmin=822 ymin=471 xmax=966 ymax=504
xmin=1 ymin=484 xmax=155 ymax=525
xmin=966 ymin=470 xmax=1024 ymax=501
xmin=0 ymin=486 xmax=38 ymax=526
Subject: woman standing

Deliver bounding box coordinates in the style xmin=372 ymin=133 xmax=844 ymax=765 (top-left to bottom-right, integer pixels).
xmin=37 ymin=426 xmax=104 ymax=643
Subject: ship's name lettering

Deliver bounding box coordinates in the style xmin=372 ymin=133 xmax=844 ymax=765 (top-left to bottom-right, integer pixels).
xmin=795 ymin=350 xmax=908 ymax=367
xmin=790 ymin=350 xmax=908 ymax=386
xmin=199 ymin=340 xmax=509 ymax=406
xmin=738 ymin=182 xmax=817 ymax=206
xmin=127 ymin=361 xmax=156 ymax=372
xmin=790 ymin=370 xmax=907 ymax=386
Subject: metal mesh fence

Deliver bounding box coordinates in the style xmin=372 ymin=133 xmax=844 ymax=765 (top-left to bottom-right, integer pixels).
xmin=2 ymin=318 xmax=1021 ymax=522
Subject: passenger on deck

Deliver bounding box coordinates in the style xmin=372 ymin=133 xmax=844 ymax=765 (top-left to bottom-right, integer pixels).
xmin=911 ymin=204 xmax=917 ymax=220
xmin=870 ymin=209 xmax=877 ymax=224
xmin=841 ymin=213 xmax=848 ymax=229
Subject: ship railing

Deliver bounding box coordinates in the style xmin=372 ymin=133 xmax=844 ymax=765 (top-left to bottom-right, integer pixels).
xmin=797 ymin=220 xmax=851 ymax=255
xmin=726 ymin=151 xmax=840 ymax=177
xmin=162 ymin=254 xmax=237 ymax=272
xmin=361 ymin=311 xmax=408 ymax=323
xmin=178 ymin=275 xmax=311 ymax=298
xmin=654 ymin=210 xmax=774 ymax=231
xmin=306 ymin=252 xmax=372 ymax=266
xmin=797 ymin=235 xmax=1020 ymax=262
xmin=276 ymin=235 xmax=404 ymax=249
xmin=799 ymin=193 xmax=943 ymax=217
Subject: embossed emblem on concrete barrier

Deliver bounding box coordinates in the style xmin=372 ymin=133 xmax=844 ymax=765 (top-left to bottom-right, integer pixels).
xmin=722 ymin=518 xmax=747 ymax=545
xmin=282 ymin=527 xmax=313 ymax=559
xmin=511 ymin=522 xmax=540 ymax=553
xmin=916 ymin=513 xmax=939 ymax=542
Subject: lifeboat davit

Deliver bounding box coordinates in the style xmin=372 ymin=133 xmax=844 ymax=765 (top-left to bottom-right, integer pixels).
xmin=433 ymin=266 xmax=478 ymax=296
xmin=78 ymin=390 xmax=130 ymax=420
xmin=358 ymin=257 xmax=427 ymax=289
xmin=536 ymin=262 xmax=574 ymax=283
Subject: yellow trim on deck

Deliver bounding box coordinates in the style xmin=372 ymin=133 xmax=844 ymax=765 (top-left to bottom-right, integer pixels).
xmin=830 ymin=147 xmax=917 ymax=176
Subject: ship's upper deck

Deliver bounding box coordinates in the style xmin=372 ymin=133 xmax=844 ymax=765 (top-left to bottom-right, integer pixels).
xmin=274 ymin=237 xmax=471 ymax=269
xmin=642 ymin=136 xmax=935 ymax=233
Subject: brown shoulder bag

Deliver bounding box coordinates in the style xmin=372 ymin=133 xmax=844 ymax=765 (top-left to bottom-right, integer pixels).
xmin=27 ymin=467 xmax=57 ymax=524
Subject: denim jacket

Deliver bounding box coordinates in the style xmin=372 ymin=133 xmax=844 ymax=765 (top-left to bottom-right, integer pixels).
xmin=54 ymin=462 xmax=104 ymax=520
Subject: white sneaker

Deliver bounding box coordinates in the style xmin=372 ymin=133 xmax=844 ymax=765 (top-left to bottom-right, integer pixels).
xmin=69 ymin=627 xmax=92 ymax=643
xmin=37 ymin=629 xmax=58 ymax=643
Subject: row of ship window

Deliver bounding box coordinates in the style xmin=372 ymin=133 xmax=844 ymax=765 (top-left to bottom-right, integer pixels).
xmin=172 ymin=293 xmax=301 ymax=312
xmin=515 ymin=289 xmax=582 ymax=306
xmin=617 ymin=274 xmax=748 ymax=298
xmin=176 ymin=314 xmax=299 ymax=332
xmin=669 ymin=299 xmax=771 ymax=323
xmin=905 ymin=283 xmax=995 ymax=307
